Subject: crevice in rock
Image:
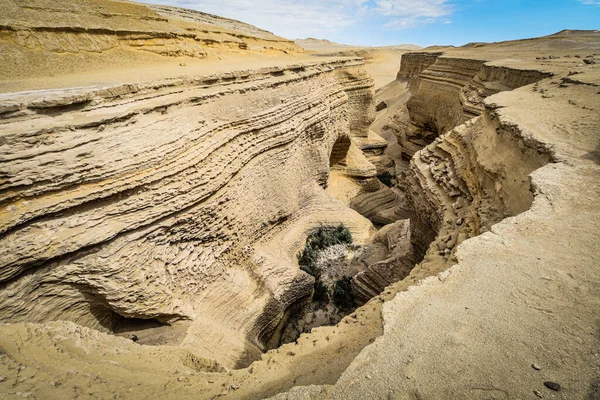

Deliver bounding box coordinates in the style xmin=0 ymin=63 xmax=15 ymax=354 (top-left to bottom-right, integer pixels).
xmin=0 ymin=44 xmax=573 ymax=397
xmin=272 ymin=225 xmax=362 ymax=347
xmin=268 ymin=54 xmax=556 ymax=390
xmin=329 ymin=135 xmax=351 ymax=168
xmin=74 ymin=284 xmax=189 ymax=346
xmin=111 ymin=315 xmax=189 ymax=346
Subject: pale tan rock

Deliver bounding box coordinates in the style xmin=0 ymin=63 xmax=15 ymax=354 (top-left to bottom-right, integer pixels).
xmin=0 ymin=5 xmax=599 ymax=400
xmin=0 ymin=56 xmax=378 ymax=369
xmin=270 ymin=31 xmax=600 ymax=400
xmin=352 ymin=219 xmax=416 ymax=302
xmin=0 ymin=0 xmax=300 ymax=83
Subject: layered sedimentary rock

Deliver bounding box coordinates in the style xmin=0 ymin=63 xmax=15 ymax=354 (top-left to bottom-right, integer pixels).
xmin=396 ymin=52 xmax=441 ymax=83
xmin=0 ymin=23 xmax=599 ymax=399
xmin=391 ymin=53 xmax=553 ymax=160
xmin=407 ymin=57 xmax=485 ymax=134
xmin=0 ymin=58 xmax=377 ymax=369
xmin=461 ymin=64 xmax=553 ymax=116
xmin=350 ymin=51 xmax=559 ymax=310
xmin=352 ymin=219 xmax=416 ymax=302
xmin=0 ymin=0 xmax=300 ymax=81
xmin=405 ymin=111 xmax=551 ymax=267
xmin=387 ymin=52 xmax=555 ymax=273
xmin=270 ymin=42 xmax=600 ymax=397
xmin=325 ymin=69 xmax=408 ymax=227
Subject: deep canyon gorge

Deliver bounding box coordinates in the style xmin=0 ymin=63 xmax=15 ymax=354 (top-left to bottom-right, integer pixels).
xmin=0 ymin=1 xmax=599 ymax=399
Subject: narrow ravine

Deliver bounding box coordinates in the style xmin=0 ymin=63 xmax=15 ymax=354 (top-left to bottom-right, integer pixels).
xmin=271 ymin=79 xmax=418 ymax=346
xmin=1 ymin=4 xmax=598 ymax=399
xmin=250 ymin=52 xmax=556 ymax=400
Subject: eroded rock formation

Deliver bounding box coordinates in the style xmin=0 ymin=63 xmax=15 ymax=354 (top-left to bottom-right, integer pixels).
xmin=0 ymin=3 xmax=599 ymax=397
xmin=270 ymin=34 xmax=600 ymax=398
xmin=393 ymin=53 xmax=553 ymax=159
xmin=386 ymin=53 xmax=556 ymax=271
xmin=0 ymin=0 xmax=300 ymax=82
xmin=0 ymin=57 xmax=379 ymax=369
xmin=348 ymin=49 xmax=566 ymax=313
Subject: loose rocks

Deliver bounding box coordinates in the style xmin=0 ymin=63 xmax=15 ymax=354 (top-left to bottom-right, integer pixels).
xmin=544 ymin=381 xmax=561 ymax=392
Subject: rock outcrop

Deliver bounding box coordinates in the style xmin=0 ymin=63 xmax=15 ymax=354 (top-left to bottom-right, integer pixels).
xmin=385 ymin=52 xmax=556 ymax=278
xmin=405 ymin=108 xmax=552 ymax=269
xmin=0 ymin=0 xmax=300 ymax=82
xmin=396 ymin=52 xmax=441 ymax=82
xmin=270 ymin=36 xmax=600 ymax=397
xmin=352 ymin=219 xmax=416 ymax=302
xmin=392 ymin=52 xmax=553 ymax=159
xmin=348 ymin=54 xmax=555 ymax=305
xmin=0 ymin=57 xmax=377 ymax=369
xmin=1 ymin=5 xmax=599 ymax=397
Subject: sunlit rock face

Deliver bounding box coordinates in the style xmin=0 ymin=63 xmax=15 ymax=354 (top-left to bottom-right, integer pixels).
xmin=0 ymin=58 xmax=377 ymax=369
xmin=395 ymin=53 xmax=552 ymax=160
xmin=388 ymin=52 xmax=553 ymax=275
xmin=0 ymin=0 xmax=301 ymax=81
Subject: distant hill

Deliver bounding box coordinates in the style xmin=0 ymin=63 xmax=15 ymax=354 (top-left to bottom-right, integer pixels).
xmin=423 ymin=29 xmax=600 ymax=52
xmin=295 ymin=38 xmax=421 ymax=52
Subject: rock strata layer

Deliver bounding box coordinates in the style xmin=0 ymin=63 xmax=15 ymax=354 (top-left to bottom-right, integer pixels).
xmin=0 ymin=12 xmax=599 ymax=399
xmin=268 ymin=32 xmax=600 ymax=399
xmin=385 ymin=52 xmax=557 ymax=270
xmin=0 ymin=0 xmax=300 ymax=82
xmin=394 ymin=53 xmax=553 ymax=159
xmin=0 ymin=58 xmax=377 ymax=369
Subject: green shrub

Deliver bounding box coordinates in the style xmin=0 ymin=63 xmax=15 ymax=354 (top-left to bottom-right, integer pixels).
xmin=307 ymin=225 xmax=352 ymax=251
xmin=298 ymin=225 xmax=354 ymax=308
xmin=298 ymin=224 xmax=352 ymax=278
xmin=333 ymin=276 xmax=354 ymax=310
xmin=377 ymin=170 xmax=394 ymax=187
xmin=334 ymin=224 xmax=352 ymax=244
xmin=298 ymin=246 xmax=318 ymax=276
xmin=312 ymin=280 xmax=329 ymax=304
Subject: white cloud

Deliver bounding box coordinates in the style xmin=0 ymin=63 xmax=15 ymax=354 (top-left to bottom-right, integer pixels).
xmin=141 ymin=0 xmax=368 ymax=38
xmin=579 ymin=0 xmax=600 ymax=4
xmin=138 ymin=0 xmax=452 ymax=39
xmin=375 ymin=0 xmax=452 ymax=30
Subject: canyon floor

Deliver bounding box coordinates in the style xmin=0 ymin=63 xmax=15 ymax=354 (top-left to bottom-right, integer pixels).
xmin=1 ymin=1 xmax=599 ymax=399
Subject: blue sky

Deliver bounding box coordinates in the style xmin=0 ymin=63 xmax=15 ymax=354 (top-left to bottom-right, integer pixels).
xmin=138 ymin=0 xmax=600 ymax=47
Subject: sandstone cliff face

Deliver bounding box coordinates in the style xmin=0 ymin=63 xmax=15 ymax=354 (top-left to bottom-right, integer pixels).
xmin=387 ymin=52 xmax=555 ymax=278
xmin=1 ymin=26 xmax=599 ymax=399
xmin=407 ymin=57 xmax=486 ymax=135
xmin=394 ymin=53 xmax=553 ymax=159
xmin=0 ymin=58 xmax=376 ymax=369
xmin=352 ymin=219 xmax=416 ymax=302
xmin=396 ymin=52 xmax=441 ymax=83
xmin=405 ymin=111 xmax=551 ymax=266
xmin=349 ymin=52 xmax=557 ymax=305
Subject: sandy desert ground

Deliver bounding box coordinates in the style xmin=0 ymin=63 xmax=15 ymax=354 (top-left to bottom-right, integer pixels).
xmin=0 ymin=1 xmax=599 ymax=399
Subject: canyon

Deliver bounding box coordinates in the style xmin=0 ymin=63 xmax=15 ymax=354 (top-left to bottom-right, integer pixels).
xmin=0 ymin=1 xmax=599 ymax=399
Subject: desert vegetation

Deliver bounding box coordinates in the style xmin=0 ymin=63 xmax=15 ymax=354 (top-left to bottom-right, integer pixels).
xmin=377 ymin=170 xmax=395 ymax=187
xmin=298 ymin=224 xmax=353 ymax=278
xmin=297 ymin=225 xmax=355 ymax=309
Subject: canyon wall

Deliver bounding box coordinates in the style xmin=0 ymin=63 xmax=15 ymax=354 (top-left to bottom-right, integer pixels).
xmin=393 ymin=53 xmax=553 ymax=159
xmin=351 ymin=53 xmax=556 ymax=301
xmin=269 ymin=37 xmax=600 ymax=398
xmin=387 ymin=52 xmax=555 ymax=277
xmin=0 ymin=23 xmax=598 ymax=398
xmin=396 ymin=52 xmax=441 ymax=83
xmin=405 ymin=111 xmax=551 ymax=269
xmin=0 ymin=58 xmax=377 ymax=369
